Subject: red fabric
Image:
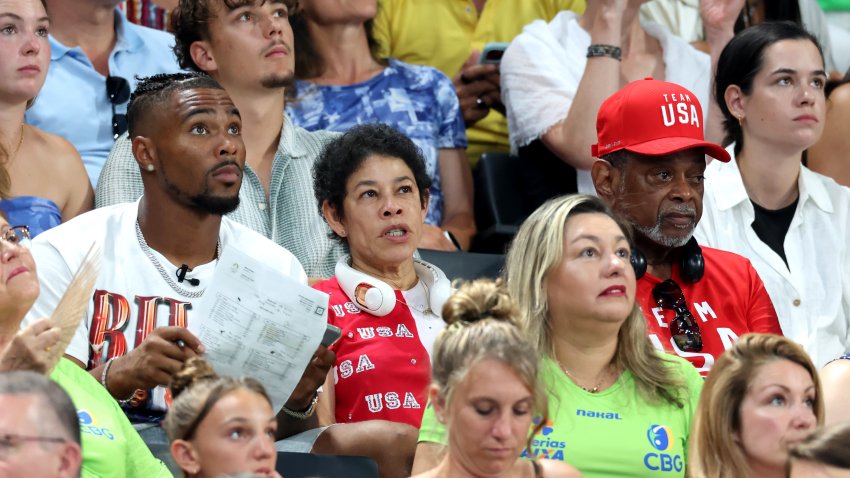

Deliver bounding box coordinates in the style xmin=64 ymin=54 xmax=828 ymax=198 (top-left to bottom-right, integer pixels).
xmin=313 ymin=278 xmax=431 ymax=427
xmin=592 ymin=78 xmax=730 ymax=162
xmin=638 ymin=246 xmax=782 ymax=376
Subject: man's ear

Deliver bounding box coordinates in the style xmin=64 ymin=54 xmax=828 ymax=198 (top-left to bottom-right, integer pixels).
xmin=190 ymin=40 xmax=217 ymax=74
xmin=591 ymin=159 xmax=619 ymax=204
xmin=132 ymin=136 xmax=157 ymax=173
xmin=724 ymin=85 xmax=746 ymax=122
xmin=57 ymin=442 xmax=82 ymax=478
xmin=321 ymin=200 xmax=347 ymax=238
xmin=171 ymin=439 xmax=202 ymax=475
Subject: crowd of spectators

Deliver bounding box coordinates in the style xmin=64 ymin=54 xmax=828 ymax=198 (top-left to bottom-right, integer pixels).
xmin=0 ymin=0 xmax=849 ymax=477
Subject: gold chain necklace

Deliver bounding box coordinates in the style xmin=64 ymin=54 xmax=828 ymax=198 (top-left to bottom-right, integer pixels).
xmin=559 ymin=362 xmax=612 ymax=394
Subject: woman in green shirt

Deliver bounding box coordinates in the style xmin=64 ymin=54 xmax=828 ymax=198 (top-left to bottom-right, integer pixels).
xmin=413 ymin=195 xmax=704 ymax=477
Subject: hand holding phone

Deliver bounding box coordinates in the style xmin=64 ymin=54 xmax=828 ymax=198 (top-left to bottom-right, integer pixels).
xmin=321 ymin=324 xmax=342 ymax=347
xmin=479 ymin=42 xmax=509 ymax=65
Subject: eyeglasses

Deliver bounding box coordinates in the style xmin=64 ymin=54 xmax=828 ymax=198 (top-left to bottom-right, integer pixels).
xmin=0 ymin=225 xmax=30 ymax=248
xmin=652 ymin=279 xmax=703 ymax=352
xmin=0 ymin=433 xmax=66 ymax=457
xmin=106 ymin=76 xmax=130 ymax=139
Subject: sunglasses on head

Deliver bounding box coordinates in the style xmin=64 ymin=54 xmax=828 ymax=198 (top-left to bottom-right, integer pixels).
xmin=652 ymin=279 xmax=703 ymax=352
xmin=106 ymin=76 xmax=130 ymax=139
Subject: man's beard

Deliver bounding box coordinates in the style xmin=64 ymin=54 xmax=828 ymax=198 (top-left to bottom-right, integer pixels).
xmin=189 ymin=192 xmax=240 ymax=215
xmin=162 ymin=163 xmax=242 ymax=216
xmin=261 ymin=72 xmax=294 ymax=89
xmin=632 ymin=204 xmax=696 ymax=248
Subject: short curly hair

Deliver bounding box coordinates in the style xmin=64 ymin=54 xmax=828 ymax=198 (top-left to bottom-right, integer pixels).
xmin=171 ymin=0 xmax=298 ymax=72
xmin=313 ymin=123 xmax=432 ymax=245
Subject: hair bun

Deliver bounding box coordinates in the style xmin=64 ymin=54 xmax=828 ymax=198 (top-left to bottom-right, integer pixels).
xmin=441 ymin=279 xmax=517 ymax=327
xmin=169 ymin=356 xmax=219 ymax=400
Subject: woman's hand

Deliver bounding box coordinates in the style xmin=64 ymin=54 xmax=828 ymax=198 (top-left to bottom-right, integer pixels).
xmin=0 ymin=318 xmax=62 ymax=374
xmin=418 ymin=225 xmax=458 ymax=251
xmin=701 ymin=0 xmax=745 ymax=44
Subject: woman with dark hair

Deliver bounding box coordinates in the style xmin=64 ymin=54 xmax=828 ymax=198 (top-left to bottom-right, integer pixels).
xmin=164 ymin=357 xmax=281 ymax=478
xmin=411 ymin=279 xmax=580 ymax=478
xmin=0 ymin=0 xmax=92 ymax=236
xmin=695 ymin=21 xmax=850 ymax=369
xmin=413 ymin=195 xmax=704 ymax=477
xmin=311 ymin=123 xmax=451 ymax=429
xmin=688 ymin=334 xmax=822 ymax=478
xmin=287 ymin=0 xmax=474 ymax=251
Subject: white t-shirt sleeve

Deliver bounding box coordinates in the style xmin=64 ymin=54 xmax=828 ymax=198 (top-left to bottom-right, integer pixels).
xmin=502 ymin=12 xmax=587 ymax=152
xmin=24 ymin=239 xmax=89 ymax=363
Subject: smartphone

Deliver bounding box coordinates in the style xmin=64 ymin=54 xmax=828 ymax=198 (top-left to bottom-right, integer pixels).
xmin=321 ymin=324 xmax=342 ymax=347
xmin=479 ymin=42 xmax=510 ymax=64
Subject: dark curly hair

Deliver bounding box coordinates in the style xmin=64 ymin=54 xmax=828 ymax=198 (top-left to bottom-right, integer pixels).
xmin=313 ymin=123 xmax=432 ymax=245
xmin=715 ymin=21 xmax=823 ymax=155
xmin=127 ymin=72 xmax=224 ymax=137
xmin=171 ymin=0 xmax=298 ymax=73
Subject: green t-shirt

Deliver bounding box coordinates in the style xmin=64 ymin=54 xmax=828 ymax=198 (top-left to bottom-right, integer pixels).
xmin=817 ymin=0 xmax=850 ymax=11
xmin=50 ymin=358 xmax=173 ymax=478
xmin=419 ymin=353 xmax=703 ymax=478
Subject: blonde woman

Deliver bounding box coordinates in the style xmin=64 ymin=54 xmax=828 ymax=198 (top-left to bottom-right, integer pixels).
xmin=688 ymin=333 xmax=822 ymax=478
xmin=413 ymin=195 xmax=704 ymax=477
xmin=412 ymin=279 xmax=580 ymax=478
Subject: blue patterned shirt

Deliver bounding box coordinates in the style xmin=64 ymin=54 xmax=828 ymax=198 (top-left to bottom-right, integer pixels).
xmin=286 ymin=59 xmax=467 ymax=226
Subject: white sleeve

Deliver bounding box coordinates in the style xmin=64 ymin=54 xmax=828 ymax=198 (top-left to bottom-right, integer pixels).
xmin=501 ymin=13 xmax=586 ymax=152
xmin=24 ymin=239 xmax=89 ymax=364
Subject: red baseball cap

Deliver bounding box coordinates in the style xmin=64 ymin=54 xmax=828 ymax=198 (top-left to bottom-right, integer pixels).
xmin=591 ymin=78 xmax=730 ymax=162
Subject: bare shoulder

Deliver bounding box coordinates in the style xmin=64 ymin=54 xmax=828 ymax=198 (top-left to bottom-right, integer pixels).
xmin=540 ymin=458 xmax=583 ymax=478
xmin=828 ymin=82 xmax=850 ymax=107
xmin=27 ymin=127 xmax=84 ymax=170
xmin=821 ymin=358 xmax=850 ymax=383
xmin=408 ymin=470 xmax=438 ymax=478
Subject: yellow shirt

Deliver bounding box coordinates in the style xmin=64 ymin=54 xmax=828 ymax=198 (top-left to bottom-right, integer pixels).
xmin=373 ymin=0 xmax=585 ymax=165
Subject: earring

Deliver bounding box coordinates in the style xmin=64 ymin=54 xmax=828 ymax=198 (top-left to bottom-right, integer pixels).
xmin=736 ymin=115 xmax=744 ymax=126
xmin=340 ymin=229 xmax=346 ymax=237
xmin=146 ymin=164 xmax=155 ymax=172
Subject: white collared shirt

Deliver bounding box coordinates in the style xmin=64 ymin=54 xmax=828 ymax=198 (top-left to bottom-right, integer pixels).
xmin=695 ymin=145 xmax=850 ymax=367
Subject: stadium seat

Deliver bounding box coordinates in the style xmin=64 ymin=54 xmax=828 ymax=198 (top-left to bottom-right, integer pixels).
xmin=472 ymin=152 xmax=525 ymax=253
xmin=276 ymin=452 xmax=379 ymax=477
xmin=417 ymin=249 xmax=505 ymax=281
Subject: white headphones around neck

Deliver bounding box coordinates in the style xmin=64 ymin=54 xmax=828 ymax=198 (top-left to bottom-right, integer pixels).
xmin=335 ymin=256 xmax=452 ymax=317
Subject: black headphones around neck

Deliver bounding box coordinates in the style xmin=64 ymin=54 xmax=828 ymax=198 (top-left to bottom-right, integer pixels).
xmin=630 ymin=236 xmax=705 ymax=283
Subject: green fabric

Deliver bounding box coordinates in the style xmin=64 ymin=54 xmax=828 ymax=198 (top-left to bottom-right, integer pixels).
xmin=50 ymin=358 xmax=173 ymax=478
xmin=418 ymin=353 xmax=703 ymax=477
xmin=818 ymin=0 xmax=850 ymax=11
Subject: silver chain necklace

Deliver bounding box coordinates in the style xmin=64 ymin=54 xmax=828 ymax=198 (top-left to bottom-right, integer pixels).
xmin=135 ymin=221 xmax=220 ymax=299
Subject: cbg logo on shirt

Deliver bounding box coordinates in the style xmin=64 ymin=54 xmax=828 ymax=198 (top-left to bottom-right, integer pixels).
xmin=78 ymin=410 xmax=115 ymax=441
xmin=643 ymin=424 xmax=683 ymax=472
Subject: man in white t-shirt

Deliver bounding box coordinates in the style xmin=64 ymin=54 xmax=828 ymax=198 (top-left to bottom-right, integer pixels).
xmin=25 ymin=73 xmax=332 ymax=443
